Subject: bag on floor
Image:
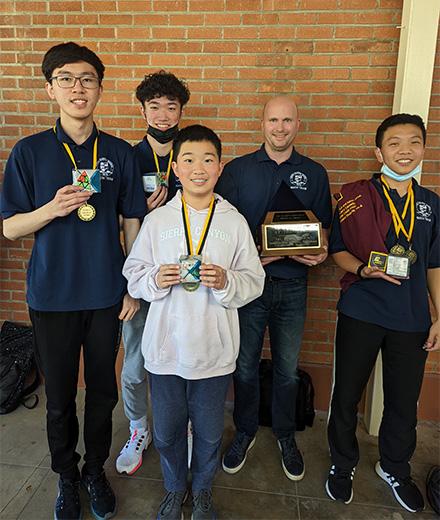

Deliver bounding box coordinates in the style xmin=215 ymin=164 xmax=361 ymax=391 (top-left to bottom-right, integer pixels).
xmin=0 ymin=321 xmax=40 ymax=414
xmin=258 ymin=358 xmax=315 ymax=431
xmin=426 ymin=466 xmax=440 ymax=516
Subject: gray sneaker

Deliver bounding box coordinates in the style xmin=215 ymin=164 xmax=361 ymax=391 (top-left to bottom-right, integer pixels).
xmin=191 ymin=489 xmax=216 ymax=520
xmin=157 ymin=491 xmax=187 ymax=520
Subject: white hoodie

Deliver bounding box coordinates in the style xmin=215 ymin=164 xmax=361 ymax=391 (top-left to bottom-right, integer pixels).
xmin=123 ymin=192 xmax=266 ymax=380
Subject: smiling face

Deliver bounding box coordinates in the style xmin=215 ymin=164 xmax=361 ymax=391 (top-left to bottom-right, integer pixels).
xmin=375 ymin=123 xmax=425 ymax=175
xmin=262 ymin=96 xmax=300 ymax=154
xmin=142 ymin=95 xmax=182 ymax=131
xmin=45 ymin=61 xmax=102 ymax=125
xmin=172 ymin=140 xmax=223 ymax=208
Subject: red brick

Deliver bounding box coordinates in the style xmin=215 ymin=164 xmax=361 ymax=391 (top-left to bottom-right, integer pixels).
xmin=49 ymin=1 xmax=82 ymax=10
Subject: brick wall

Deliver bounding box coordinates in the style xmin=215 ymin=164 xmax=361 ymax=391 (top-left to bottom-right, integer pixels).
xmin=1 ymin=1 xmax=439 ymax=397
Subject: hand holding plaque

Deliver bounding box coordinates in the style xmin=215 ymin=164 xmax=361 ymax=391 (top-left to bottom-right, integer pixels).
xmin=260 ymin=210 xmax=326 ymax=257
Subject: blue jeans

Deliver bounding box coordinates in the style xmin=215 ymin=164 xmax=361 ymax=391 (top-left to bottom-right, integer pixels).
xmin=148 ymin=373 xmax=231 ymax=493
xmin=233 ymin=277 xmax=307 ymax=439
xmin=121 ymin=299 xmax=149 ymax=421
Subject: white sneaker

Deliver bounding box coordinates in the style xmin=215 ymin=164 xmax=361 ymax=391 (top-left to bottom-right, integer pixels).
xmin=116 ymin=428 xmax=152 ymax=475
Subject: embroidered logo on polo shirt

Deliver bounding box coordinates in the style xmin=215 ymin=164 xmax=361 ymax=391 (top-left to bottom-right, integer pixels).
xmin=289 ymin=171 xmax=308 ymax=190
xmin=97 ymin=157 xmax=114 ymax=181
xmin=416 ymin=201 xmax=432 ymax=222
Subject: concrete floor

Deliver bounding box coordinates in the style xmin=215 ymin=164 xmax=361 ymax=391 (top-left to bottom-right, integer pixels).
xmin=0 ymin=385 xmax=439 ymax=519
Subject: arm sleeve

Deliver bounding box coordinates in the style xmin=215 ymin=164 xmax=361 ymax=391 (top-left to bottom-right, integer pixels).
xmin=214 ymin=160 xmax=239 ymax=208
xmin=328 ymin=207 xmax=347 ymax=255
xmin=428 ymin=196 xmax=440 ymax=269
xmin=1 ymin=143 xmax=35 ymax=218
xmin=311 ymin=168 xmax=332 ymax=229
xmin=118 ymin=145 xmax=147 ymax=219
xmin=212 ymin=216 xmax=266 ymax=309
xmin=122 ymin=219 xmax=170 ymax=302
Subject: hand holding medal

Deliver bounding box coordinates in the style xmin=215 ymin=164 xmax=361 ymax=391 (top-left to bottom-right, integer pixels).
xmin=156 ymin=264 xmax=180 ymax=289
xmin=200 ymin=263 xmax=227 ymax=290
xmin=49 ymin=185 xmax=92 ymax=218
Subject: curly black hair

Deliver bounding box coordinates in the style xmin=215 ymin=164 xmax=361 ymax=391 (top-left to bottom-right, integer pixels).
xmin=136 ymin=70 xmax=190 ymax=107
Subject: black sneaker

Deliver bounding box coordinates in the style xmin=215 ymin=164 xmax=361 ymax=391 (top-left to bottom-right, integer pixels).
xmin=375 ymin=461 xmax=424 ymax=513
xmin=325 ymin=465 xmax=355 ymax=504
xmin=191 ymin=489 xmax=216 ymax=520
xmin=222 ymin=431 xmax=255 ymax=474
xmin=81 ymin=471 xmax=116 ymax=520
xmin=277 ymin=435 xmax=305 ymax=481
xmin=54 ymin=477 xmax=81 ymax=520
xmin=157 ymin=491 xmax=187 ymax=520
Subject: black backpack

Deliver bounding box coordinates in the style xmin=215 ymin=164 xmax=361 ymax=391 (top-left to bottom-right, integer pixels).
xmin=258 ymin=358 xmax=315 ymax=431
xmin=426 ymin=466 xmax=440 ymax=516
xmin=0 ymin=321 xmax=40 ymax=414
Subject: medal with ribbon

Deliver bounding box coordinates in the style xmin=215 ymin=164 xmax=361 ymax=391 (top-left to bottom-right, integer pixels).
xmin=143 ymin=149 xmax=173 ymax=193
xmin=179 ymin=195 xmax=217 ymax=292
xmin=380 ymin=175 xmax=417 ymax=264
xmin=54 ymin=126 xmax=100 ymax=222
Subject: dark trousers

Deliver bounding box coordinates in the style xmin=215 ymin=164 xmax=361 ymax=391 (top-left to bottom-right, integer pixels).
xmin=29 ymin=304 xmax=121 ymax=479
xmin=328 ymin=313 xmax=428 ymax=478
xmin=149 ymin=373 xmax=231 ymax=493
xmin=233 ymin=278 xmax=307 ymax=439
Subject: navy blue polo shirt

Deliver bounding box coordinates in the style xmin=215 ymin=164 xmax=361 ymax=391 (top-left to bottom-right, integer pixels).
xmin=1 ymin=119 xmax=147 ymax=311
xmin=215 ymin=144 xmax=332 ymax=279
xmin=329 ymin=174 xmax=440 ymax=332
xmin=133 ymin=137 xmax=181 ymax=203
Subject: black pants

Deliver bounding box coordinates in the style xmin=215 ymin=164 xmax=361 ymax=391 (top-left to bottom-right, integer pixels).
xmin=30 ymin=304 xmax=122 ymax=479
xmin=328 ymin=313 xmax=428 ymax=478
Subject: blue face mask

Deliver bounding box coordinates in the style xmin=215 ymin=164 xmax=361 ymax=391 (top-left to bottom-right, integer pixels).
xmin=380 ymin=163 xmax=421 ymax=182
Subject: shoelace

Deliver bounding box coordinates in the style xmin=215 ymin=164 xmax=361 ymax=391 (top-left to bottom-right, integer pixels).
xmin=193 ymin=489 xmax=212 ymax=513
xmin=160 ymin=491 xmax=186 ymax=515
xmin=59 ymin=480 xmax=80 ymax=507
xmin=280 ymin=437 xmax=301 ymax=464
xmin=230 ymin=433 xmax=252 ymax=456
xmin=387 ymin=473 xmax=413 ymax=489
xmin=124 ymin=429 xmax=146 ymax=452
xmin=86 ymin=474 xmax=112 ymax=499
xmin=330 ymin=465 xmax=355 ymax=480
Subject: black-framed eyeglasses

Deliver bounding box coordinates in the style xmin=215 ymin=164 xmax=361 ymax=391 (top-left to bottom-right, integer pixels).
xmin=50 ymin=75 xmax=100 ymax=89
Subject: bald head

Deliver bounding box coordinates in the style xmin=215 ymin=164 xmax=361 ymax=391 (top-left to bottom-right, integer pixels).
xmin=262 ymin=95 xmax=301 ymax=157
xmin=262 ymin=95 xmax=299 ymax=120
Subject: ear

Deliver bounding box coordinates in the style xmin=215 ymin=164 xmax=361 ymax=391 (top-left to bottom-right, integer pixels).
xmin=171 ymin=160 xmax=179 ymax=178
xmin=217 ymin=161 xmax=224 ymax=178
xmin=140 ymin=105 xmax=148 ymax=122
xmin=45 ymin=81 xmax=56 ymax=100
xmin=374 ymin=147 xmax=384 ymax=163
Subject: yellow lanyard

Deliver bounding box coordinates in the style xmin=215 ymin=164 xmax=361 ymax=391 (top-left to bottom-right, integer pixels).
xmin=380 ymin=175 xmax=415 ymax=243
xmin=53 ymin=126 xmax=98 ymax=170
xmin=152 ymin=149 xmax=173 ymax=182
xmin=182 ymin=195 xmax=215 ymax=255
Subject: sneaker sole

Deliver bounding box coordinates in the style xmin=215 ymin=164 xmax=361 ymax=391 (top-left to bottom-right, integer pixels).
xmin=116 ymin=434 xmax=152 ymax=475
xmin=222 ymin=437 xmax=256 ymax=474
xmin=375 ymin=461 xmax=420 ymax=513
xmin=277 ymin=441 xmax=305 ymax=481
xmin=325 ymin=479 xmax=353 ymax=504
xmin=54 ymin=509 xmax=83 ymax=520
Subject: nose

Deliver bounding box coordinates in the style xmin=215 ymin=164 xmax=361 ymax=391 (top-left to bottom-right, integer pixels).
xmin=71 ymin=77 xmax=85 ymax=92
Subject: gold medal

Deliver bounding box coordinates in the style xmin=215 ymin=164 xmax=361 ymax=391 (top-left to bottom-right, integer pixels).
xmin=390 ymin=243 xmax=406 ymax=256
xmin=78 ymin=203 xmax=96 ymax=222
xmin=182 ymin=282 xmax=200 ymax=292
xmin=404 ymin=247 xmax=417 ymax=265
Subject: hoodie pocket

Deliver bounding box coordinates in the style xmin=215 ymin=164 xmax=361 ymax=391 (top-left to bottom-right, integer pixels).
xmin=166 ymin=312 xmax=225 ymax=369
